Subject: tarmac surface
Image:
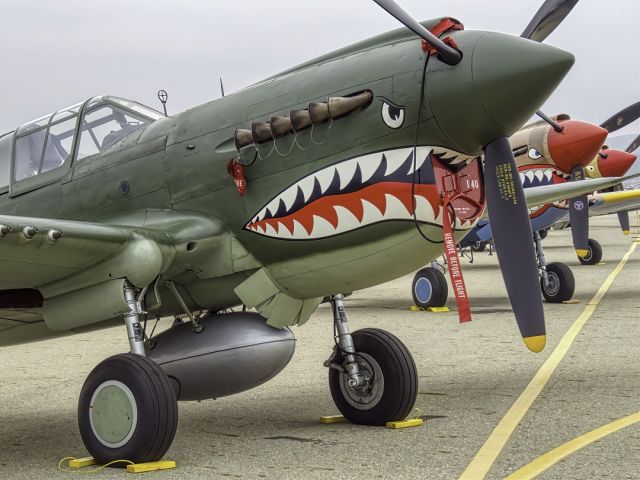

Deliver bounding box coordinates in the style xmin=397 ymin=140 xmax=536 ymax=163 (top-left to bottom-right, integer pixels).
xmin=0 ymin=215 xmax=638 ymax=479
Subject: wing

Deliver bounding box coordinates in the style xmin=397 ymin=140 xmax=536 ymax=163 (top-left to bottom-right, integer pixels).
xmin=0 ymin=211 xmax=262 ymax=346
xmin=588 ymin=189 xmax=640 ymax=217
xmin=0 ymin=215 xmax=176 ymax=336
xmin=0 ymin=215 xmax=175 ymax=292
xmin=523 ymin=176 xmax=632 ymax=209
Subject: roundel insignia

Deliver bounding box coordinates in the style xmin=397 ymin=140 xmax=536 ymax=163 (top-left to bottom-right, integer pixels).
xmin=574 ymin=200 xmax=585 ymax=210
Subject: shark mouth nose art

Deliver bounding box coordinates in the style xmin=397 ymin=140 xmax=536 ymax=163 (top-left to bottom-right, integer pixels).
xmin=519 ymin=164 xmax=571 ymax=218
xmin=245 ymin=147 xmax=480 ymax=240
xmin=518 ymin=165 xmax=571 ymax=188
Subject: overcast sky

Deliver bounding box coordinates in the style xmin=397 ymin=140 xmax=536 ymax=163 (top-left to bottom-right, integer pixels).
xmin=0 ymin=0 xmax=638 ymax=136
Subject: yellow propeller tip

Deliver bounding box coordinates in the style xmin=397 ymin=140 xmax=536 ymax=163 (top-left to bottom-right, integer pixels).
xmin=524 ymin=335 xmax=546 ymax=353
xmin=623 ymin=230 xmax=630 ymax=236
xmin=575 ymin=249 xmax=589 ymax=258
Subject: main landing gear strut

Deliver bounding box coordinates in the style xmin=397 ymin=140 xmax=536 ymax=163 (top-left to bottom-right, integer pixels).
xmin=324 ymin=294 xmax=418 ymax=425
xmin=77 ymin=281 xmax=178 ymax=465
xmin=535 ymin=231 xmax=575 ymax=303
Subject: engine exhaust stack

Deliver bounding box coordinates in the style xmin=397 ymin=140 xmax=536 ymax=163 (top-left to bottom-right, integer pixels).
xmin=234 ymin=128 xmax=254 ymax=150
xmin=309 ymin=102 xmax=331 ymax=124
xmin=252 ymin=122 xmax=274 ymax=143
xmin=290 ymin=109 xmax=313 ymax=132
xmin=270 ymin=115 xmax=294 ymax=138
xmin=328 ymin=90 xmax=373 ymax=119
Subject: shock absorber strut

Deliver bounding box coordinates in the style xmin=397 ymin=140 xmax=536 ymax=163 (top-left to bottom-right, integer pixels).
xmin=330 ymin=294 xmax=363 ymax=388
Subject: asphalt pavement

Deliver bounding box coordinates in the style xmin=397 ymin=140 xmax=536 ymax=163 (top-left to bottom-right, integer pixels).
xmin=0 ymin=215 xmax=638 ymax=479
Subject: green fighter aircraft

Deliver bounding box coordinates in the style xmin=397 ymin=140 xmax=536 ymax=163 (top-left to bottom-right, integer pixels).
xmin=0 ymin=0 xmax=613 ymax=465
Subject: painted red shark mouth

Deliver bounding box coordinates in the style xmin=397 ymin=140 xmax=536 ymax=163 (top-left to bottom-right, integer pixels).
xmin=519 ymin=164 xmax=570 ymax=218
xmin=245 ymin=147 xmax=479 ymax=240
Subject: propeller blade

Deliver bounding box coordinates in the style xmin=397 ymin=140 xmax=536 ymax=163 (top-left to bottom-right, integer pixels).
xmin=484 ymin=137 xmax=546 ymax=352
xmin=600 ymin=101 xmax=640 ymax=133
xmin=569 ymin=196 xmax=589 ymax=254
xmin=371 ymin=0 xmax=461 ymax=65
xmin=569 ymin=166 xmax=589 ymax=257
xmin=618 ymin=210 xmax=631 ymax=235
xmin=626 ymin=133 xmax=640 ymax=153
xmin=521 ymin=0 xmax=579 ymax=42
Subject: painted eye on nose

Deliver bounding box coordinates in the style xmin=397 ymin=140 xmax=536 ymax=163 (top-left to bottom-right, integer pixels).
xmin=381 ymin=99 xmax=405 ymax=129
xmin=587 ymin=165 xmax=595 ymax=172
xmin=528 ymin=148 xmax=543 ymax=160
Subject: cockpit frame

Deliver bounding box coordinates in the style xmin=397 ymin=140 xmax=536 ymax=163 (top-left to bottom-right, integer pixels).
xmin=0 ymin=96 xmax=163 ymax=198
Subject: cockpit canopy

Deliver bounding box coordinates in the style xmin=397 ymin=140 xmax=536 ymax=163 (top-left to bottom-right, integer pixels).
xmin=0 ymin=96 xmax=163 ymax=189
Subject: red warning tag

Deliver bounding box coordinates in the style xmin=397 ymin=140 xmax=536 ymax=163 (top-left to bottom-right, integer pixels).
xmin=227 ymin=159 xmax=247 ymax=196
xmin=442 ymin=195 xmax=472 ymax=323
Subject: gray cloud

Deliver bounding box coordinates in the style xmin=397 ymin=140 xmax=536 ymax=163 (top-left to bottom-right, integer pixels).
xmin=1 ymin=0 xmax=638 ymax=135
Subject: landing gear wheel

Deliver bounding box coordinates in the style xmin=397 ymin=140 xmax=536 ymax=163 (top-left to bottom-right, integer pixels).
xmin=78 ymin=353 xmax=178 ymax=466
xmin=329 ymin=328 xmax=418 ymax=425
xmin=538 ymin=229 xmax=548 ymax=240
xmin=578 ymin=238 xmax=603 ymax=265
xmin=541 ymin=262 xmax=575 ymax=303
xmin=411 ymin=267 xmax=448 ymax=309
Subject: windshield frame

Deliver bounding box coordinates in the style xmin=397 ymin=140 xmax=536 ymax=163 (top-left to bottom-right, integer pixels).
xmin=8 ymin=95 xmax=162 ymax=198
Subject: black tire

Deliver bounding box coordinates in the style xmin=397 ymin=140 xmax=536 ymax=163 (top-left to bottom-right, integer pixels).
xmin=411 ymin=267 xmax=448 ymax=309
xmin=538 ymin=229 xmax=548 ymax=240
xmin=78 ymin=353 xmax=178 ymax=466
xmin=471 ymin=241 xmax=487 ymax=252
xmin=541 ymin=262 xmax=575 ymax=303
xmin=578 ymin=238 xmax=603 ymax=265
xmin=329 ymin=328 xmax=418 ymax=425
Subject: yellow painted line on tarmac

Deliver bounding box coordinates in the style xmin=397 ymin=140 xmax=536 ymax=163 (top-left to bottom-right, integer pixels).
xmin=459 ymin=242 xmax=638 ymax=480
xmin=504 ymin=411 xmax=640 ymax=479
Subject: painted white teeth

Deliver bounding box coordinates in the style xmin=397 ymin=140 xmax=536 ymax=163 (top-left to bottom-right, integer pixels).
xmin=280 ymin=185 xmax=299 ymax=211
xmin=334 ymin=205 xmax=359 ymax=231
xmin=336 ymin=159 xmax=359 ymax=190
xmin=247 ymin=146 xmax=481 ymax=239
xmin=408 ymin=147 xmax=432 ymax=174
xmin=277 ymin=222 xmax=294 ymax=239
xmin=519 ymin=172 xmax=526 ymax=184
xmin=251 ymin=192 xmax=478 ymax=239
xmin=360 ymin=199 xmax=383 ymax=225
xmin=266 ymin=197 xmax=281 ymax=218
xmin=298 ymin=175 xmax=317 ymax=202
xmin=309 ymin=215 xmax=336 ymax=238
xmin=433 ymin=202 xmax=444 ymax=225
xmin=357 ymin=152 xmax=382 ymax=183
xmin=315 ymin=166 xmax=337 ymax=194
xmin=534 ymin=170 xmax=544 ymax=182
xmin=414 ymin=195 xmax=436 ymax=221
xmin=292 ymin=220 xmax=307 ymax=238
xmin=384 ymin=148 xmax=411 ymax=176
xmin=384 ymin=194 xmax=410 ymax=219
xmin=525 ymin=171 xmax=535 ymax=183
